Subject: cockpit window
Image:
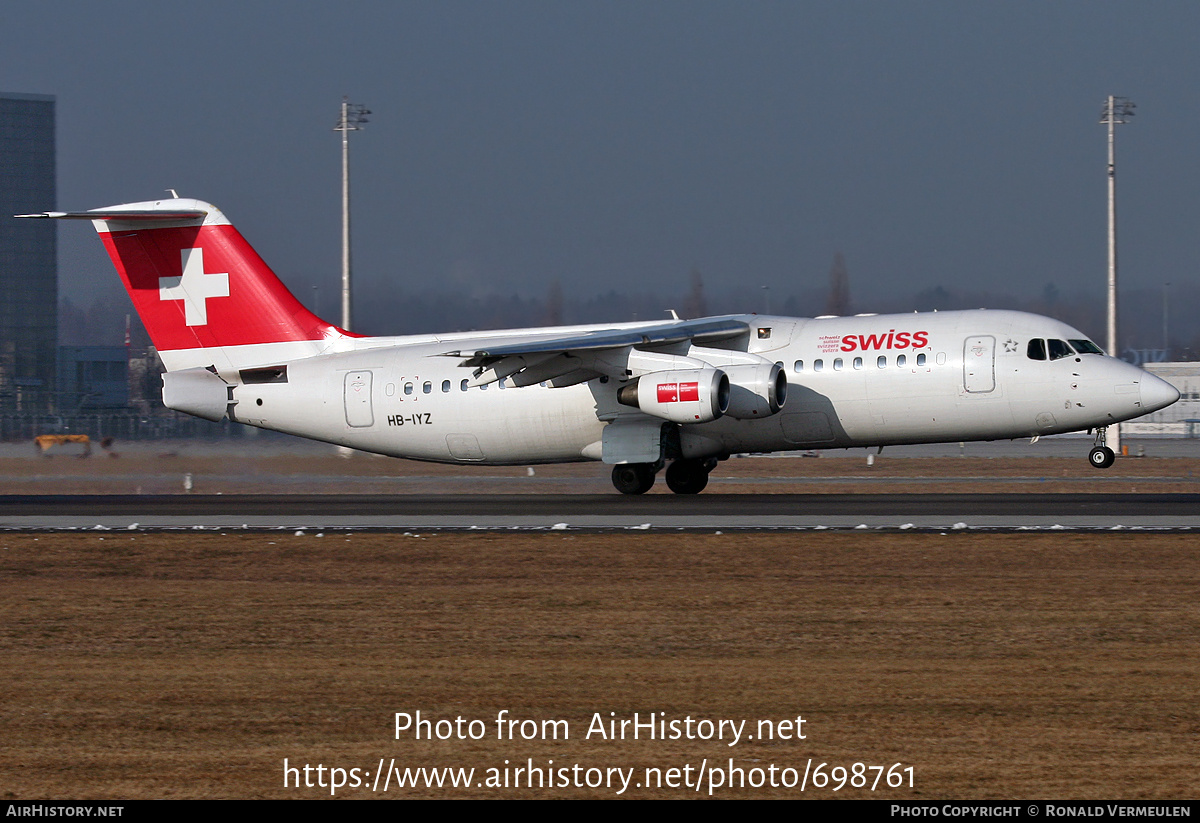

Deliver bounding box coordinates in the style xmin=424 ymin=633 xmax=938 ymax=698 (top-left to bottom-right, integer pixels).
xmin=1027 ymin=339 xmax=1046 ymax=361
xmin=1069 ymin=339 xmax=1104 ymax=355
xmin=1048 ymin=339 xmax=1074 ymax=360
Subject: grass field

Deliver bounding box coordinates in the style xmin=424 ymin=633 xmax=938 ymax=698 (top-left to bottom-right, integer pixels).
xmin=3 ymin=529 xmax=1197 ymax=799
xmin=2 ymin=452 xmax=1199 ymax=495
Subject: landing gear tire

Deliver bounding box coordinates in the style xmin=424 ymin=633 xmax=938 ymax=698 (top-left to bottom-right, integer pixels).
xmin=665 ymin=458 xmax=710 ymax=495
xmin=1088 ymin=446 xmax=1116 ymax=469
xmin=612 ymin=463 xmax=657 ymax=495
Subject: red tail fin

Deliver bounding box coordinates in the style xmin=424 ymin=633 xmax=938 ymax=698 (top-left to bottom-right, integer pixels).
xmin=24 ymin=198 xmax=350 ymax=371
xmin=94 ymin=199 xmax=345 ymax=350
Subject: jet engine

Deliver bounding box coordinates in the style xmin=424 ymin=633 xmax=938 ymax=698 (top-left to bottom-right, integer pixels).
xmin=616 ymin=368 xmax=729 ymax=424
xmin=722 ymin=362 xmax=787 ymax=419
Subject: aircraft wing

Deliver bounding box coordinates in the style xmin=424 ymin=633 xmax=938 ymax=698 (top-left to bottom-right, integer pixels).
xmin=441 ymin=316 xmax=751 ymax=388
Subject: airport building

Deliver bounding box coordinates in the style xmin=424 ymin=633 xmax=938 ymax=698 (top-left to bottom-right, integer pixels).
xmin=0 ymin=92 xmax=56 ymax=412
xmin=57 ymin=346 xmax=129 ymax=409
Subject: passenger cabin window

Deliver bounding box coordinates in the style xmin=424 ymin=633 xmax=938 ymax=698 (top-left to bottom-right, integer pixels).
xmin=1048 ymin=339 xmax=1074 ymax=361
xmin=404 ymin=383 xmax=414 ymax=395
xmin=877 ymin=356 xmax=887 ymax=369
xmin=442 ymin=380 xmax=451 ymax=393
xmin=1027 ymin=339 xmax=1046 ymax=360
xmin=423 ymin=381 xmax=432 ymax=394
xmin=853 ymin=357 xmax=863 ymax=370
xmin=896 ymin=354 xmax=906 ymax=367
xmin=460 ymin=379 xmax=469 ymax=392
xmin=833 ymin=358 xmax=843 ymax=371
xmin=814 ymin=359 xmax=824 ymax=372
xmin=1069 ymin=339 xmax=1104 ymax=355
xmin=916 ymin=353 xmax=926 ymax=366
xmin=794 ymin=360 xmax=804 ymax=372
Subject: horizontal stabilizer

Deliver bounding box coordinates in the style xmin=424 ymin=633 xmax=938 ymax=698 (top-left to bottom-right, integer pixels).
xmin=17 ymin=209 xmax=208 ymax=221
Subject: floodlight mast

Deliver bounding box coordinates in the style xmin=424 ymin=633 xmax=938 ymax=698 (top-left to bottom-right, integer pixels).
xmin=1101 ymin=94 xmax=1134 ymax=454
xmin=334 ymin=97 xmax=370 ymax=332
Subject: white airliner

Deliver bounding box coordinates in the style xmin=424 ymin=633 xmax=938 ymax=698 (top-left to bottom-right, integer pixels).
xmin=22 ymin=197 xmax=1179 ymax=494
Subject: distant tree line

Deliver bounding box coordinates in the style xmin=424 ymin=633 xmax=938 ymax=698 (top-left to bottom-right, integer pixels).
xmin=60 ymin=266 xmax=1200 ymax=362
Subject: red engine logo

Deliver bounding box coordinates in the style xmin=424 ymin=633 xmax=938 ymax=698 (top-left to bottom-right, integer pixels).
xmin=657 ymin=382 xmax=700 ymax=403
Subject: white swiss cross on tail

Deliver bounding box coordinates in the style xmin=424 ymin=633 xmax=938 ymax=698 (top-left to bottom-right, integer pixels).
xmin=159 ymin=247 xmax=230 ymax=326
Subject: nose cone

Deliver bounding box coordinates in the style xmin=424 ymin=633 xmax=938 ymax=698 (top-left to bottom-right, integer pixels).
xmin=1141 ymin=373 xmax=1181 ymax=413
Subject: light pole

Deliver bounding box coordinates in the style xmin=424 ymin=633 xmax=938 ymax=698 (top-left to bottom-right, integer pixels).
xmin=334 ymin=97 xmax=370 ymax=331
xmin=1101 ymin=94 xmax=1134 ymax=454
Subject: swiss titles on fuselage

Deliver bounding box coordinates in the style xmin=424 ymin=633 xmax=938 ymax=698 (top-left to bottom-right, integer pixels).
xmin=837 ymin=330 xmax=929 ymax=353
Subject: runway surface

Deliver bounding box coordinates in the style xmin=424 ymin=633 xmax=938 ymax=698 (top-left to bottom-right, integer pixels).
xmin=4 ymin=492 xmax=1199 ymax=530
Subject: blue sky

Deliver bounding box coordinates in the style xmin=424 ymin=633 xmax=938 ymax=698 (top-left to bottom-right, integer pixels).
xmin=5 ymin=1 xmax=1199 ymax=320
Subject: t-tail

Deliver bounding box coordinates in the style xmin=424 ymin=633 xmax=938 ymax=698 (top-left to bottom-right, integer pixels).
xmin=21 ymin=197 xmax=351 ymax=374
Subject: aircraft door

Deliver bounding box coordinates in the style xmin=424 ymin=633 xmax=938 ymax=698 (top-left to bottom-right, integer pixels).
xmin=344 ymin=370 xmax=374 ymax=427
xmin=963 ymin=336 xmax=996 ymax=393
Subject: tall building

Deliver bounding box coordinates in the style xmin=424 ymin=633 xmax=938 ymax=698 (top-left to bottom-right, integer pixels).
xmin=0 ymin=92 xmax=56 ymax=412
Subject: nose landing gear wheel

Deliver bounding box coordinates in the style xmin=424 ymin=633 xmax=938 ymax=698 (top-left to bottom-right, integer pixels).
xmin=1088 ymin=446 xmax=1116 ymax=469
xmin=612 ymin=463 xmax=657 ymax=495
xmin=665 ymin=458 xmax=710 ymax=494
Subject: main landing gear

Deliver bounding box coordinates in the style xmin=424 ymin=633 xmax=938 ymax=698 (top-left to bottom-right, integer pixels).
xmin=665 ymin=458 xmax=715 ymax=494
xmin=1088 ymin=426 xmax=1116 ymax=469
xmin=611 ymin=463 xmax=657 ymax=495
xmin=611 ymin=458 xmax=718 ymax=495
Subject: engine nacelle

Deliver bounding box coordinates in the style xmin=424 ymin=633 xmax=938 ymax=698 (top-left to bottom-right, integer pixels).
xmin=616 ymin=368 xmax=729 ymax=424
xmin=723 ymin=362 xmax=787 ymax=419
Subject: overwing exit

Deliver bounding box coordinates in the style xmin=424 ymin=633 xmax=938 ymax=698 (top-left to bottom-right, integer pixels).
xmin=21 ymin=198 xmax=1179 ymax=494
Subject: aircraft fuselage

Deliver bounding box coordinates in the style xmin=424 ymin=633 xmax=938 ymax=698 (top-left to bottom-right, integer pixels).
xmin=222 ymin=309 xmax=1169 ymax=464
